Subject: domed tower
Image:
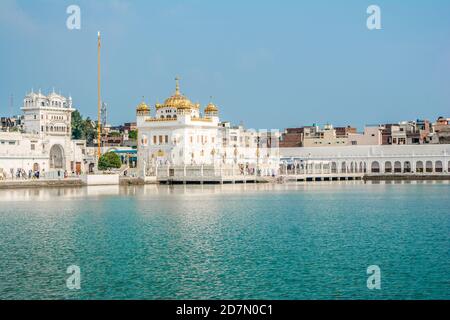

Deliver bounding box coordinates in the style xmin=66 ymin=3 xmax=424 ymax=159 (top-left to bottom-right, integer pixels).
xmin=136 ymin=99 xmax=150 ymax=117
xmin=136 ymin=98 xmax=150 ymax=129
xmin=204 ymin=99 xmax=219 ymax=121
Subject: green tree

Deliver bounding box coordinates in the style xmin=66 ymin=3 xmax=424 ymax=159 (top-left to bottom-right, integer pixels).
xmin=98 ymin=152 xmax=122 ymax=171
xmin=128 ymin=130 xmax=137 ymax=140
xmin=71 ymin=110 xmax=84 ymax=140
xmin=84 ymin=117 xmax=98 ymax=146
xmin=71 ymin=111 xmax=98 ymax=145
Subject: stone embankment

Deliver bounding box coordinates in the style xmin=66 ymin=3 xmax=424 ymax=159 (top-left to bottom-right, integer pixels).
xmin=0 ymin=178 xmax=84 ymax=189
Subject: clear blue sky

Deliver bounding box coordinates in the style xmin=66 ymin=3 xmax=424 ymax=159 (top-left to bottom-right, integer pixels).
xmin=1 ymin=0 xmax=450 ymax=130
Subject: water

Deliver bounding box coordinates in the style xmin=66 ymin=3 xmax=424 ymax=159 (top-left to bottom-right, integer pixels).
xmin=0 ymin=182 xmax=449 ymax=300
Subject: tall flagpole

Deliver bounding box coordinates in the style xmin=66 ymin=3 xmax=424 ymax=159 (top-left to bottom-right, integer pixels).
xmin=97 ymin=31 xmax=102 ymax=160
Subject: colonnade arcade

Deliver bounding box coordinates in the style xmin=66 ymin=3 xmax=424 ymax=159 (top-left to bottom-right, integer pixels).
xmin=280 ymin=158 xmax=450 ymax=175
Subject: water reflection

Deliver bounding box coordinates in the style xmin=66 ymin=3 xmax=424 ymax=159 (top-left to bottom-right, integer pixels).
xmin=0 ymin=180 xmax=448 ymax=202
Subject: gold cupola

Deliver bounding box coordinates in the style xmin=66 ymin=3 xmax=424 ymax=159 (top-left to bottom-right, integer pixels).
xmin=204 ymin=97 xmax=219 ymax=117
xmin=205 ymin=102 xmax=219 ymax=113
xmin=136 ymin=98 xmax=150 ymax=115
xmin=160 ymin=77 xmax=195 ymax=110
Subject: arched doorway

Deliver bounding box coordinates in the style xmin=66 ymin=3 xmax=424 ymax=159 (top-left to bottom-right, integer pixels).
xmin=435 ymin=161 xmax=443 ymax=173
xmin=331 ymin=162 xmax=337 ymax=174
xmin=426 ymin=161 xmax=433 ymax=173
xmin=416 ymin=161 xmax=424 ymax=173
xmin=404 ymin=161 xmax=411 ymax=173
xmin=385 ymin=161 xmax=392 ymax=173
xmin=394 ymin=161 xmax=402 ymax=173
xmin=341 ymin=162 xmax=347 ymax=173
xmin=49 ymin=144 xmax=65 ymax=169
xmin=371 ymin=161 xmax=380 ymax=173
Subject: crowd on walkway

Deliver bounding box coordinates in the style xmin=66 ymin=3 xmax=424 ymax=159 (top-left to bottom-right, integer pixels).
xmin=0 ymin=168 xmax=77 ymax=181
xmin=0 ymin=168 xmax=45 ymax=180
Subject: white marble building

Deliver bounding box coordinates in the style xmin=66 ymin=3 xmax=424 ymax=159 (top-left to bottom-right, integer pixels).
xmin=280 ymin=145 xmax=450 ymax=175
xmin=136 ymin=79 xmax=280 ymax=177
xmin=0 ymin=90 xmax=86 ymax=179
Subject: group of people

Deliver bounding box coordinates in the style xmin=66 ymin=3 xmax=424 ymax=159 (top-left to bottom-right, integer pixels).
xmin=238 ymin=164 xmax=257 ymax=176
xmin=6 ymin=168 xmax=44 ymax=180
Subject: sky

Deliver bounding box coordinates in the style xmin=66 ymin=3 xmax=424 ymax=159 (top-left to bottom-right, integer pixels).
xmin=1 ymin=0 xmax=450 ymax=130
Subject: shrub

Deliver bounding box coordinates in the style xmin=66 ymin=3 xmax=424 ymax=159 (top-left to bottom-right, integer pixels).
xmin=98 ymin=152 xmax=122 ymax=170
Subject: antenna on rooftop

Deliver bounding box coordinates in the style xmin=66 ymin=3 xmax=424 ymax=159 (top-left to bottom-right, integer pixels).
xmin=101 ymin=101 xmax=108 ymax=129
xmin=9 ymin=94 xmax=14 ymax=117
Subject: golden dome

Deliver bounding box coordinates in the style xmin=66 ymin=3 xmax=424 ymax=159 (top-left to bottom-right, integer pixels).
xmin=136 ymin=100 xmax=150 ymax=112
xmin=159 ymin=77 xmax=195 ymax=110
xmin=205 ymin=102 xmax=219 ymax=113
xmin=163 ymin=94 xmax=194 ymax=109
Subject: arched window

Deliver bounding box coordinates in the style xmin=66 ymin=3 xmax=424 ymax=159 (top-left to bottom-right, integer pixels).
xmin=385 ymin=161 xmax=392 ymax=173
xmin=435 ymin=161 xmax=443 ymax=173
xmin=161 ymin=115 xmax=165 ymax=119
xmin=426 ymin=161 xmax=433 ymax=173
xmin=371 ymin=161 xmax=380 ymax=173
xmin=416 ymin=161 xmax=424 ymax=173
xmin=394 ymin=161 xmax=402 ymax=173
xmin=167 ymin=115 xmax=171 ymax=119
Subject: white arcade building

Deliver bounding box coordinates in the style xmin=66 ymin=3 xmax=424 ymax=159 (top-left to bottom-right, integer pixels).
xmin=0 ymin=90 xmax=86 ymax=179
xmin=136 ymin=78 xmax=280 ymax=179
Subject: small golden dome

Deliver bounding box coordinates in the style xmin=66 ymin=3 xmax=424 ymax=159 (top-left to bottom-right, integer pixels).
xmin=136 ymin=101 xmax=150 ymax=112
xmin=205 ymin=102 xmax=219 ymax=113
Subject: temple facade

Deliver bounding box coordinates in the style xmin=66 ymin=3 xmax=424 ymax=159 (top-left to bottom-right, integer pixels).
xmin=136 ymin=78 xmax=280 ymax=178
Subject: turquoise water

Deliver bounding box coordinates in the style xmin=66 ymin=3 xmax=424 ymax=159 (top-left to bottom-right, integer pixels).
xmin=0 ymin=182 xmax=449 ymax=300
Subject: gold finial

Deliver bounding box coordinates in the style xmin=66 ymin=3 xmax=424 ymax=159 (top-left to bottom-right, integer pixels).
xmin=175 ymin=76 xmax=180 ymax=95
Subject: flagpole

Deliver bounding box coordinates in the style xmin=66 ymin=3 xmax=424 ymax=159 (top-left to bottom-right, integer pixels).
xmin=97 ymin=31 xmax=102 ymax=161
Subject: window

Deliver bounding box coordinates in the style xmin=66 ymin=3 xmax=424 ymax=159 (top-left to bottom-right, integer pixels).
xmin=165 ymin=135 xmax=169 ymax=144
xmin=159 ymin=136 xmax=163 ymax=144
xmin=31 ymin=144 xmax=35 ymax=150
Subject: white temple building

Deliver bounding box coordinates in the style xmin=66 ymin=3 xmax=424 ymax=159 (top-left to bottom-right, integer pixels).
xmin=0 ymin=90 xmax=86 ymax=179
xmin=136 ymin=78 xmax=280 ymax=181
